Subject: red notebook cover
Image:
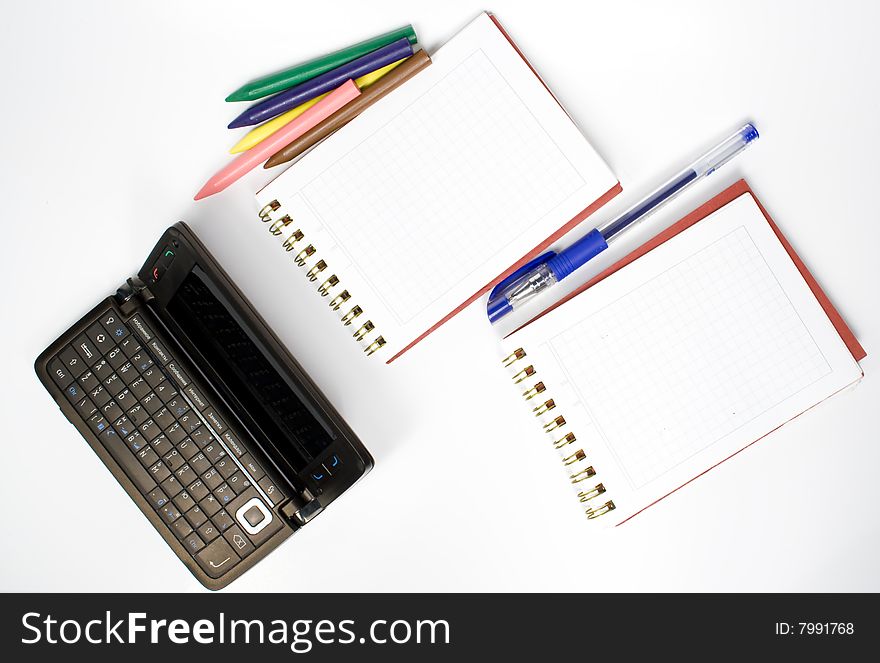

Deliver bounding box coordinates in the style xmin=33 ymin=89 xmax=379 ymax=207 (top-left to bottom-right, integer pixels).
xmin=513 ymin=179 xmax=864 ymax=524
xmin=517 ymin=179 xmax=865 ymax=363
xmin=386 ymin=15 xmax=621 ymax=362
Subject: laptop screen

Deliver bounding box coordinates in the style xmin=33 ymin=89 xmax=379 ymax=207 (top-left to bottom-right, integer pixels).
xmin=164 ymin=266 xmax=335 ymax=475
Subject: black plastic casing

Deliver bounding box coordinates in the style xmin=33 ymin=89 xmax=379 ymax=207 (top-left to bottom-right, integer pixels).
xmin=35 ymin=222 xmax=373 ymax=589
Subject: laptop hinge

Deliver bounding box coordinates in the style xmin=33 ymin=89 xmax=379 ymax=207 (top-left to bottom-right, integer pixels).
xmin=115 ymin=277 xmax=154 ymax=315
xmin=281 ymin=489 xmax=324 ymax=527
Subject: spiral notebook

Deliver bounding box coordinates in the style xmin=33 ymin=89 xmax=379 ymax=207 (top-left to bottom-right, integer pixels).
xmin=254 ymin=12 xmax=620 ymax=362
xmin=501 ymin=181 xmax=865 ymax=524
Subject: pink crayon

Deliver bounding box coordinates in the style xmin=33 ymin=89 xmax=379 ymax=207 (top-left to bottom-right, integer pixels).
xmin=195 ymin=79 xmax=360 ymax=200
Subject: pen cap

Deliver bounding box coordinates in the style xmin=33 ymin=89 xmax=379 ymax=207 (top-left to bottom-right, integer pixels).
xmin=690 ymin=123 xmax=759 ymax=177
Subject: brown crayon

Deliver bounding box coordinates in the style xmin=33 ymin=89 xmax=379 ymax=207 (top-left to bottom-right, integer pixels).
xmin=264 ymin=49 xmax=432 ymax=168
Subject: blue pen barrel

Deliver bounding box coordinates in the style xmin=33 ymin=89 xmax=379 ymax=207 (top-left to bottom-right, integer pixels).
xmin=547 ymin=229 xmax=608 ymax=281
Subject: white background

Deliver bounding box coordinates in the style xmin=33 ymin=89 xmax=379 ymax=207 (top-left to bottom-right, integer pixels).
xmin=1 ymin=0 xmax=877 ymax=592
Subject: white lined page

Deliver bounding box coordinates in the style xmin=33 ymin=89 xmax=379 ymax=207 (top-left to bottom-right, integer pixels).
xmin=257 ymin=13 xmax=617 ymax=358
xmin=506 ymin=193 xmax=862 ymax=525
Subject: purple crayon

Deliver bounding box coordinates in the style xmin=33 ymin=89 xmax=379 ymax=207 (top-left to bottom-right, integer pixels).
xmin=228 ymin=37 xmax=414 ymax=129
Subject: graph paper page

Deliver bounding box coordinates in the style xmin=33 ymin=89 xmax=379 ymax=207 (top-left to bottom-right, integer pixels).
xmin=506 ymin=193 xmax=862 ymax=524
xmin=257 ymin=12 xmax=617 ymax=357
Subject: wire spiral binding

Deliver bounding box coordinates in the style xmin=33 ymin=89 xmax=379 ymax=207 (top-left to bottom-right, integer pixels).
xmin=501 ymin=347 xmax=616 ymax=520
xmin=259 ymin=199 xmax=386 ymax=357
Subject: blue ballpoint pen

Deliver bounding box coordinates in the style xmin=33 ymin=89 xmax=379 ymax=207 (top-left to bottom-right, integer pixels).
xmin=487 ymin=123 xmax=760 ymax=322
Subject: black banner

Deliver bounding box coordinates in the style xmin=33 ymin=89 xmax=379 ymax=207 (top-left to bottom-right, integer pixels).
xmin=1 ymin=593 xmax=875 ymax=660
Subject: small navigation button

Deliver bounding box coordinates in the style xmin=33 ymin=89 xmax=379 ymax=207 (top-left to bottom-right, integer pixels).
xmin=100 ymin=312 xmax=129 ymax=342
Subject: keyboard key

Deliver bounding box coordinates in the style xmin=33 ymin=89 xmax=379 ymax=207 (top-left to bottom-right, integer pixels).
xmin=190 ymin=427 xmax=211 ymax=448
xmin=155 ymin=381 xmax=177 ymax=403
xmin=203 ymin=442 xmax=226 ymax=464
xmin=128 ymin=314 xmax=155 ymax=343
xmin=101 ymin=400 xmax=123 ymax=422
xmin=136 ymin=446 xmax=159 ymax=469
xmin=113 ymin=415 xmax=133 ymax=437
xmin=227 ymin=472 xmax=251 ymax=495
xmin=224 ymin=525 xmax=255 ymax=558
xmin=179 ymin=413 xmax=200 ymax=435
xmin=88 ymin=384 xmax=111 ymax=408
xmin=256 ymin=479 xmax=284 ymax=506
xmin=165 ymin=421 xmax=185 ymax=444
xmin=150 ymin=434 xmax=172 ymax=457
xmin=173 ymin=490 xmax=196 ymax=513
xmin=77 ymin=370 xmax=99 ymax=394
xmin=215 ymin=457 xmax=237 ymax=479
xmin=202 ymin=409 xmax=226 ymax=434
xmin=48 ymin=357 xmax=74 ymax=388
xmin=114 ymin=388 xmax=134 ymax=410
xmin=58 ymin=346 xmax=86 ymax=378
xmin=63 ymin=382 xmax=84 ymax=403
xmin=155 ymin=410 xmax=176 ymax=434
xmin=73 ymin=396 xmax=96 ymax=419
xmin=125 ymin=432 xmax=147 ymax=452
xmin=185 ymin=505 xmax=208 ymax=528
xmin=166 ymin=362 xmax=191 ymax=388
xmin=187 ymin=479 xmax=209 ymax=502
xmin=73 ymin=334 xmax=99 ymax=364
xmin=175 ymin=464 xmax=197 ymax=486
xmin=117 ymin=361 xmax=138 ymax=383
xmin=195 ymin=537 xmax=239 ymax=578
xmin=130 ymin=352 xmax=154 ymax=373
xmin=240 ymin=455 xmax=264 ymax=481
xmin=211 ymin=510 xmax=235 ymax=533
xmin=120 ymin=336 xmax=141 ymax=358
xmin=148 ymin=461 xmax=171 ymax=483
xmin=171 ymin=518 xmax=193 ymax=541
xmin=190 ymin=452 xmax=211 ymax=475
xmin=127 ymin=404 xmax=149 ymax=427
xmin=228 ymin=489 xmax=282 ymax=547
xmin=142 ymin=392 xmax=162 ymax=414
xmin=166 ymin=397 xmax=189 ymax=419
xmin=219 ymin=431 xmax=246 ymax=458
xmin=202 ymin=467 xmax=223 ymax=490
xmin=158 ymin=503 xmax=181 ymax=524
xmin=129 ymin=376 xmax=150 ymax=400
xmin=146 ymin=488 xmax=169 ymax=509
xmin=100 ymin=311 xmax=129 ymax=342
xmin=86 ymin=322 xmax=115 ymax=355
xmin=200 ymin=494 xmax=221 ymax=517
xmin=139 ymin=419 xmax=161 ymax=441
xmin=163 ymin=448 xmax=185 ymax=472
xmin=147 ymin=339 xmax=171 ymax=365
xmin=177 ymin=438 xmax=199 ymax=461
xmin=106 ymin=346 xmax=127 ymax=370
xmin=161 ymin=474 xmax=183 ymax=498
xmin=87 ymin=413 xmax=109 ymax=435
xmin=214 ymin=483 xmax=234 ymax=506
xmin=91 ymin=358 xmax=112 ymax=379
xmin=103 ymin=373 xmax=124 ymax=397
xmin=183 ymin=533 xmax=204 ymax=554
xmin=197 ymin=522 xmax=219 ymax=543
xmin=184 ymin=385 xmax=208 ymax=411
xmin=142 ymin=367 xmax=164 ymax=389
xmin=97 ymin=427 xmax=156 ymax=495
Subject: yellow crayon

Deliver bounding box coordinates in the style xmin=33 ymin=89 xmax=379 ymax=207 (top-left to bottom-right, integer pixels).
xmin=228 ymin=58 xmax=407 ymax=154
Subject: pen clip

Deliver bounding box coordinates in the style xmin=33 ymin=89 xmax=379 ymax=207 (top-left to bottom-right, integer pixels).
xmin=487 ymin=251 xmax=556 ymax=306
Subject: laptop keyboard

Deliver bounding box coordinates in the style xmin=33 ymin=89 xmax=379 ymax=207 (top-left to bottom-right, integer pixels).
xmin=46 ymin=307 xmax=288 ymax=580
